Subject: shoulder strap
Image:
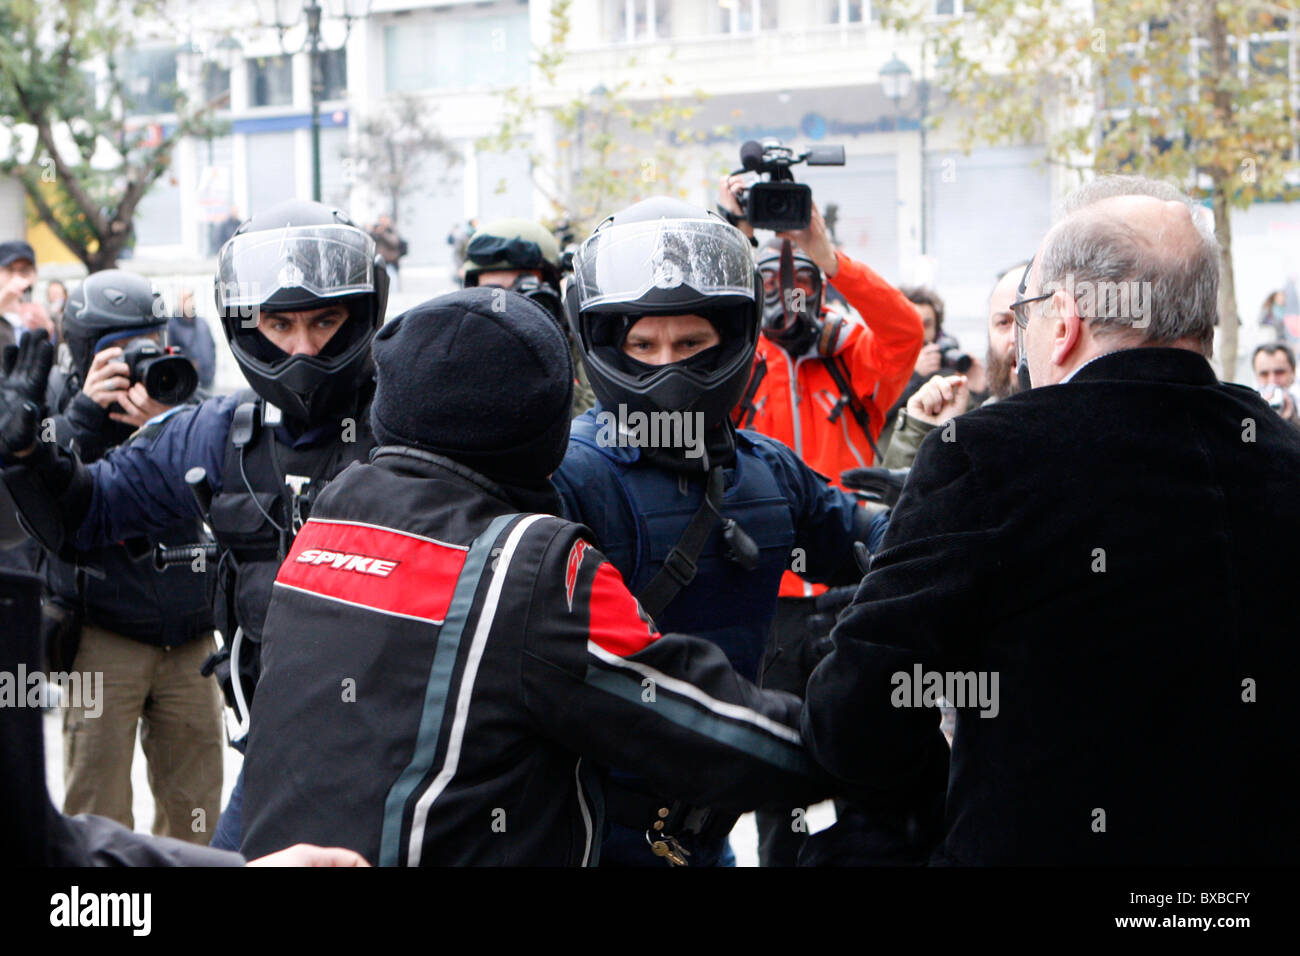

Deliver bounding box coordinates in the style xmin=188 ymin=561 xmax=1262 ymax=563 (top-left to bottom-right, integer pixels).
xmin=823 ymin=354 xmax=881 ymax=463
xmin=635 ymin=466 xmax=724 ymax=622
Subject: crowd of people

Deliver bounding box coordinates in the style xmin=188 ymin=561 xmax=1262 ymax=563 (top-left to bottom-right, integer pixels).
xmin=1 ymin=172 xmax=1295 ymax=867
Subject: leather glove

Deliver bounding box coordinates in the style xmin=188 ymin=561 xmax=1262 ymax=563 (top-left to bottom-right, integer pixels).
xmin=0 ymin=329 xmax=53 ymax=460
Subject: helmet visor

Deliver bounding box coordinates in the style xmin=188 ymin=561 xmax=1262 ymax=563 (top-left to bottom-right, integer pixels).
xmin=572 ymin=218 xmax=754 ymax=311
xmin=217 ymin=224 xmax=376 ymax=310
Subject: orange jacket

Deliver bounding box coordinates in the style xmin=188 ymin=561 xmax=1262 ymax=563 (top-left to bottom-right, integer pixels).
xmin=735 ymin=250 xmax=923 ymax=598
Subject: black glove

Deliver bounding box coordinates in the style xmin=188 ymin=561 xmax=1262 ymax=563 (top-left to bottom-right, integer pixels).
xmin=0 ymin=330 xmax=53 ymax=461
xmin=840 ymin=466 xmax=910 ymax=508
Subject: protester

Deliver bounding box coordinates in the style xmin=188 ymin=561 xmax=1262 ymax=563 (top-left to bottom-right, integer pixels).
xmin=802 ymin=175 xmax=1300 ymax=865
xmin=882 ymin=263 xmax=1028 ymax=469
xmin=555 ymin=197 xmax=886 ymax=866
xmin=167 ymin=290 xmax=218 ymax=392
xmin=238 ymin=288 xmax=823 ymax=865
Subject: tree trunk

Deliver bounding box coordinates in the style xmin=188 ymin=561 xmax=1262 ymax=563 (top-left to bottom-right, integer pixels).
xmin=1212 ymin=184 xmax=1239 ymax=382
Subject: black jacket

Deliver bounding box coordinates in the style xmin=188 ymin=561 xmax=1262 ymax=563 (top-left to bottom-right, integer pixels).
xmin=240 ymin=447 xmax=822 ymax=865
xmin=803 ymin=347 xmax=1300 ymax=865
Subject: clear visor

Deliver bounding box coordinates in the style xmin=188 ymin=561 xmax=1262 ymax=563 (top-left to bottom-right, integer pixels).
xmin=572 ymin=218 xmax=754 ymax=310
xmin=217 ymin=224 xmax=375 ymax=308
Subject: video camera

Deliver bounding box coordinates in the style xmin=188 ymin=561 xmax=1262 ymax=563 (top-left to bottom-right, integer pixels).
xmin=733 ymin=139 xmax=846 ymax=232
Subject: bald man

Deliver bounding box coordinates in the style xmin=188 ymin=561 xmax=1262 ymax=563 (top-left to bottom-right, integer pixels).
xmin=800 ymin=176 xmax=1300 ymax=866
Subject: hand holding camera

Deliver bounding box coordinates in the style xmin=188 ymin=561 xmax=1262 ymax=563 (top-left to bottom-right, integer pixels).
xmin=82 ymin=340 xmax=196 ymax=428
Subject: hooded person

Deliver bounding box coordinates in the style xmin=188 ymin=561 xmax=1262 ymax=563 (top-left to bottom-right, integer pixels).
xmin=237 ymin=286 xmax=825 ymax=865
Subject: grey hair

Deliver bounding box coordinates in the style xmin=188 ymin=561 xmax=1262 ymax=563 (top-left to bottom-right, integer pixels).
xmin=1062 ymin=174 xmax=1189 ymax=214
xmin=1039 ymin=176 xmax=1220 ymax=353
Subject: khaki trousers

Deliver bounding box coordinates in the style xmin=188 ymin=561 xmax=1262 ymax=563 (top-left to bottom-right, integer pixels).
xmin=62 ymin=624 xmax=224 ymax=844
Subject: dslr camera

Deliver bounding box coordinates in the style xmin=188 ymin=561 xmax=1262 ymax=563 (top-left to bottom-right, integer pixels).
xmin=733 ymin=139 xmax=846 ymax=232
xmin=119 ymin=340 xmax=199 ymax=407
xmin=935 ymin=332 xmax=973 ymax=374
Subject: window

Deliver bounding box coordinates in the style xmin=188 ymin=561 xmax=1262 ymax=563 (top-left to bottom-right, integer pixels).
xmin=319 ymin=48 xmax=347 ymax=101
xmin=824 ymin=0 xmax=868 ymax=25
xmin=385 ymin=8 xmax=530 ymax=91
xmin=201 ymin=62 xmax=230 ymax=108
xmin=605 ymin=0 xmax=671 ymax=43
xmin=248 ymin=55 xmax=293 ymax=107
xmin=123 ymin=47 xmax=181 ymax=115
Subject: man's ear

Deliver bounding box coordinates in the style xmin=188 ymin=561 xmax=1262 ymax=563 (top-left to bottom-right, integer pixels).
xmin=1050 ymin=288 xmax=1082 ymax=368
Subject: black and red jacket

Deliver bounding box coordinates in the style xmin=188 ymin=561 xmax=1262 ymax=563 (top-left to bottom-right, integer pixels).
xmin=240 ymin=446 xmax=822 ymax=865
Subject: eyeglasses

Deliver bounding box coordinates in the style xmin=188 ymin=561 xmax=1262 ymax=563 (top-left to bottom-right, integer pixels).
xmin=1009 ymin=257 xmax=1052 ymax=330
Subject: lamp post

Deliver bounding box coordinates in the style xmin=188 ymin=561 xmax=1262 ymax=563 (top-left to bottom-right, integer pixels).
xmin=881 ymin=48 xmax=931 ymax=255
xmin=258 ymin=0 xmax=370 ymax=202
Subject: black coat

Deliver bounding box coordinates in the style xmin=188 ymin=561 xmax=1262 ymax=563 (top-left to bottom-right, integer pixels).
xmin=803 ymin=347 xmax=1300 ymax=865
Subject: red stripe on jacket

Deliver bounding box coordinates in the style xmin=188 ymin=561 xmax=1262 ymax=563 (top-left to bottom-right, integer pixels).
xmin=276 ymin=518 xmax=466 ymax=624
xmin=587 ymin=561 xmax=660 ymax=657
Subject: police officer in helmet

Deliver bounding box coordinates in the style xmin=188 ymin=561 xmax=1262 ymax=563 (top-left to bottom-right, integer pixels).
xmin=553 ymin=197 xmax=887 ymax=865
xmin=463 ymin=217 xmax=596 ymax=417
xmin=0 ymin=198 xmax=388 ymax=850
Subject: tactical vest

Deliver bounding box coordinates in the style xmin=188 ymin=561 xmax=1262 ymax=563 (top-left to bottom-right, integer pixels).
xmin=207 ymin=392 xmax=374 ymax=646
xmin=564 ymin=416 xmax=795 ymax=683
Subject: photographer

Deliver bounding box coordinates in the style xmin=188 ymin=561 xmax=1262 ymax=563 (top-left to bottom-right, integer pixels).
xmin=1252 ymin=343 xmax=1300 ymax=430
xmin=42 ymin=270 xmax=222 ymax=844
xmin=720 ymin=172 xmax=921 ymax=866
xmin=879 ymin=287 xmax=986 ymax=450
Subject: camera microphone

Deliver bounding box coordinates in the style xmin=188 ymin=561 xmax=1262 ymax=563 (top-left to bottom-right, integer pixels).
xmin=740 ymin=140 xmax=764 ymax=172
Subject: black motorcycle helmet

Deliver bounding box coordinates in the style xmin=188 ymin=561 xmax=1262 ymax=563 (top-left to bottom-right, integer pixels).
xmin=62 ymin=270 xmax=168 ymax=384
xmin=566 ymin=197 xmax=760 ymax=436
xmin=213 ymin=199 xmax=388 ymax=425
xmin=756 ymin=240 xmax=823 ymax=356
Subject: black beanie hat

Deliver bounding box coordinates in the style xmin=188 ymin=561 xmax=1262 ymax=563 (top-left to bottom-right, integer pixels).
xmin=370 ymin=287 xmax=574 ymax=485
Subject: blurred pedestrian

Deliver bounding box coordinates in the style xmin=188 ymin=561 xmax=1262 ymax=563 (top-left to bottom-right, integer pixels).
xmin=167 ymin=290 xmax=218 ymax=392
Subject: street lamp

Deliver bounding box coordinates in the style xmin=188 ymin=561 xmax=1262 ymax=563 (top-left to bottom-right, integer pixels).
xmin=257 ymin=0 xmax=371 ymax=202
xmin=880 ymin=50 xmax=930 ymax=255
